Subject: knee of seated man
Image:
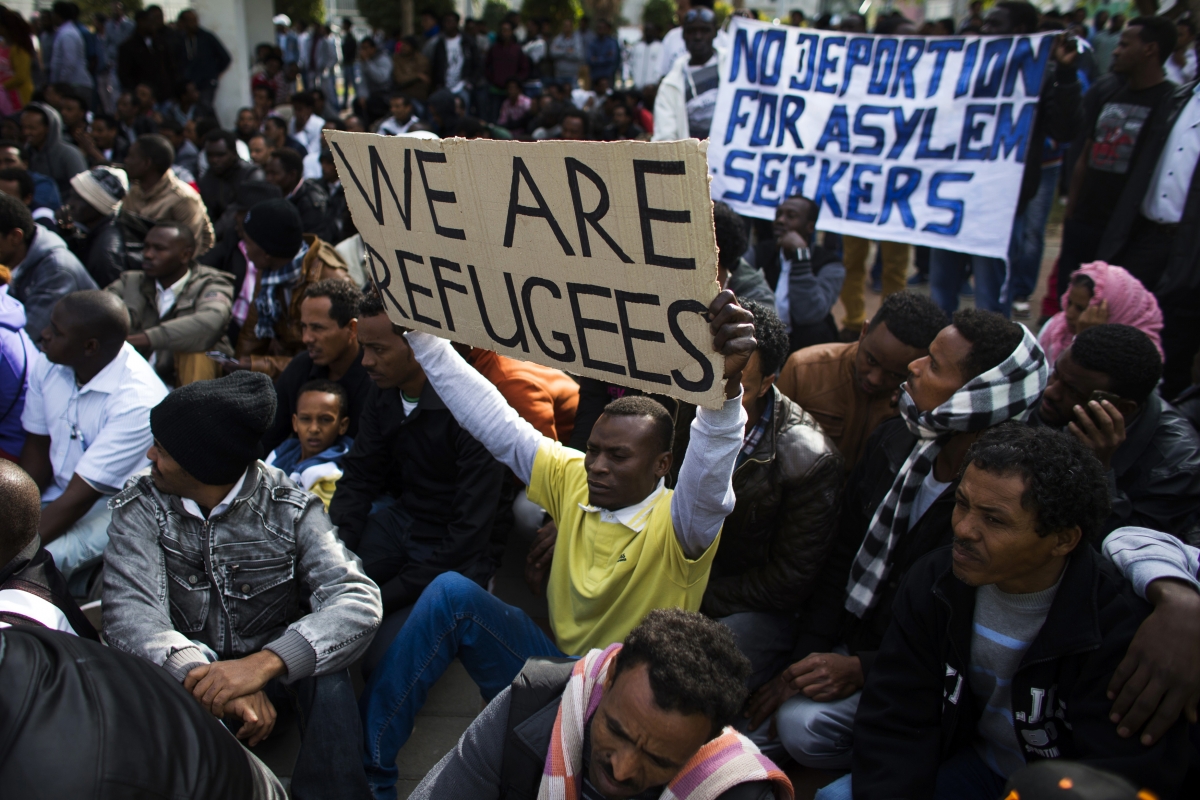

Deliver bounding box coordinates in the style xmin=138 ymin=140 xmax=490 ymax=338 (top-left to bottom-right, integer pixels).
xmin=776 ymin=696 xmax=852 ymax=760
xmin=423 ymin=571 xmax=486 ymax=607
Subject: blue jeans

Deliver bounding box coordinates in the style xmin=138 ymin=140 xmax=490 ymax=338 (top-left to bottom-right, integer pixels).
xmin=929 ymin=247 xmax=1013 ymax=318
xmin=1010 ymin=163 xmax=1061 ymax=300
xmin=360 ymin=572 xmax=565 ymax=800
xmin=814 ymin=746 xmax=1007 ymax=800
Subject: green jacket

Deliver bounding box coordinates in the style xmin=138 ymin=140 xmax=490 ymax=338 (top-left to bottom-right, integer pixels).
xmin=105 ymin=262 xmax=235 ymax=382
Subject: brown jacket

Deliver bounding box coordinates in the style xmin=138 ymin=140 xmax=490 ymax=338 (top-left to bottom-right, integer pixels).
xmin=776 ymin=341 xmax=897 ymax=474
xmin=120 ymin=169 xmax=215 ymax=256
xmin=392 ymin=51 xmax=431 ymax=100
xmin=235 ymin=235 xmax=352 ymax=379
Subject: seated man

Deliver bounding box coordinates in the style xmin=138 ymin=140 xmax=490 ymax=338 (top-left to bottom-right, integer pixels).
xmin=359 ymin=292 xmax=754 ymax=797
xmin=0 ymin=460 xmax=95 ymax=636
xmin=0 ymin=138 xmax=63 ymax=211
xmin=828 ymin=425 xmax=1190 ymax=799
xmin=746 ymin=193 xmax=845 ymax=352
xmin=328 ymin=291 xmax=506 ymax=616
xmin=21 ymin=102 xmax=87 ymax=196
xmin=62 ymin=166 xmax=130 ymax=287
xmin=103 ymin=371 xmax=383 ymax=800
xmin=748 ymin=310 xmax=1044 ymax=768
xmin=702 ymin=300 xmax=844 ymax=689
xmin=264 ymin=147 xmax=337 ymax=243
xmin=120 ymin=134 xmax=215 ymax=256
xmin=776 ymin=290 xmax=946 ymax=473
xmin=19 ymin=291 xmax=167 ymax=581
xmin=197 ymin=128 xmax=264 ymax=230
xmin=233 ymin=199 xmax=352 ymax=379
xmin=714 ymin=200 xmax=775 ymax=307
xmin=265 ymin=379 xmax=353 ymax=510
xmin=262 ymin=279 xmax=368 ymax=454
xmin=0 ymin=192 xmax=96 ymax=340
xmin=1 ymin=627 xmax=285 ymax=798
xmin=106 ymin=222 xmax=235 ymax=387
xmin=0 ymin=166 xmax=59 ymax=233
xmin=377 ymin=93 xmax=419 ymax=136
xmin=412 ymin=608 xmax=791 ymax=800
xmin=1033 ymin=323 xmax=1200 ymax=537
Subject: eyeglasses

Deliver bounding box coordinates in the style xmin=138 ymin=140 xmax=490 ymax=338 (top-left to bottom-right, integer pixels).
xmin=684 ymin=8 xmax=717 ymax=24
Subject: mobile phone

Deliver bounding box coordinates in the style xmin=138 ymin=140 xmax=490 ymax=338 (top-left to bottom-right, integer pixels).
xmin=1089 ymin=390 xmax=1121 ymax=405
xmin=205 ymin=350 xmax=241 ymax=367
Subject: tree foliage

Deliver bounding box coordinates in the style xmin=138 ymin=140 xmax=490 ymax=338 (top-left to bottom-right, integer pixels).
xmin=481 ymin=0 xmax=509 ymax=29
xmin=274 ymin=0 xmax=325 ymax=26
xmin=519 ymin=0 xmax=584 ymax=26
xmin=358 ymin=0 xmax=456 ymax=34
xmin=641 ymin=0 xmax=676 ymax=30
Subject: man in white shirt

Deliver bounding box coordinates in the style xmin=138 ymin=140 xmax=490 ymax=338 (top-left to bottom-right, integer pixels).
xmin=658 ymin=0 xmax=731 ymax=80
xmin=49 ymin=3 xmax=94 ymax=97
xmin=629 ymin=22 xmax=665 ymax=88
xmin=377 ymin=94 xmax=419 ymax=136
xmin=1166 ymin=19 xmax=1197 ymax=84
xmin=18 ymin=290 xmax=168 ymax=583
xmin=287 ymin=91 xmax=327 ymax=155
xmin=653 ymin=3 xmax=726 ymax=142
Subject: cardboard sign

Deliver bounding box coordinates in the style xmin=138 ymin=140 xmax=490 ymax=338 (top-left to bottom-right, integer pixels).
xmin=329 ymin=133 xmax=728 ymax=408
xmin=709 ymin=18 xmax=1056 ymax=261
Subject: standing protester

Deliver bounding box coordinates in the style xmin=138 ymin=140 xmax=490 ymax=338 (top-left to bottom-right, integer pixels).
xmin=47 ymin=3 xmax=92 ymax=100
xmin=117 ymin=9 xmax=175 ymax=110
xmin=431 ymin=13 xmax=481 ymax=111
xmin=102 ymin=371 xmax=382 ymax=800
xmin=550 ymin=17 xmax=585 ymax=85
xmin=653 ymin=1 xmax=723 ymax=141
xmin=1091 ymin=12 xmax=1126 ymax=74
xmin=340 ymin=17 xmax=358 ymax=109
xmin=61 ymin=165 xmax=129 ymax=287
xmin=629 ymin=21 xmax=664 ymax=89
xmin=120 ymin=134 xmax=215 ymax=256
xmin=355 ymin=38 xmax=393 ymax=122
xmin=586 ymin=18 xmax=621 ymax=86
xmin=1166 ymin=18 xmax=1196 ymax=83
xmin=170 ymin=10 xmax=230 ymax=109
xmin=482 ymin=21 xmax=529 ymax=122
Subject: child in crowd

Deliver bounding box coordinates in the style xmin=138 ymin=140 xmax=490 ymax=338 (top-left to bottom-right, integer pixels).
xmin=265 ymin=379 xmax=353 ymax=508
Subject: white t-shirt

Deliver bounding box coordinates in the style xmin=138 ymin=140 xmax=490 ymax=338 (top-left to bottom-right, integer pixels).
xmin=444 ymin=35 xmax=465 ymax=93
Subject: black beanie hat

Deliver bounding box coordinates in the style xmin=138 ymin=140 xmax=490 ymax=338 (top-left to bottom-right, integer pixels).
xmin=242 ymin=198 xmax=303 ymax=259
xmin=151 ymin=372 xmax=277 ymax=485
xmin=1002 ymin=761 xmax=1148 ymax=800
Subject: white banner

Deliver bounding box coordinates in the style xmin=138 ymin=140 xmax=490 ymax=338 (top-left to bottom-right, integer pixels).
xmin=708 ymin=19 xmax=1056 ymax=260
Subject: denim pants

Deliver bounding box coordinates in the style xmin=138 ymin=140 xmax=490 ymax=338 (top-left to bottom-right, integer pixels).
xmin=256 ymin=670 xmax=371 ymax=800
xmin=1010 ymin=163 xmax=1061 ymax=300
xmin=44 ymin=496 xmax=111 ymax=582
xmin=929 ymin=243 xmax=1015 ymax=318
xmin=360 ymin=572 xmax=565 ymax=800
xmin=814 ymin=745 xmax=1007 ymax=800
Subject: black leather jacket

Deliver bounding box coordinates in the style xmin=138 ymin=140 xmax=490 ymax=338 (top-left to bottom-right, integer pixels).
xmin=702 ymin=388 xmax=844 ymax=618
xmin=289 ymin=179 xmax=338 ymax=243
xmin=0 ymin=627 xmax=263 ymax=798
xmin=66 ymin=215 xmax=127 ymax=287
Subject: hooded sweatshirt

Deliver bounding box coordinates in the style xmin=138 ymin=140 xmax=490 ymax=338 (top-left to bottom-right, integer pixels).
xmin=24 ymin=102 xmax=88 ymax=197
xmin=8 ymin=226 xmax=97 ymax=340
xmin=0 ymin=284 xmax=35 ymax=458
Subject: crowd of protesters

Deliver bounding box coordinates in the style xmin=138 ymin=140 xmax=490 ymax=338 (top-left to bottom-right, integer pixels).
xmin=0 ymin=2 xmax=1199 ymax=800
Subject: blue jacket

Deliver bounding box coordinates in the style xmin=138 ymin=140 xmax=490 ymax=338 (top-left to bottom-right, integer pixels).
xmin=587 ymin=35 xmax=620 ymax=81
xmin=0 ymin=285 xmax=34 ymax=457
xmin=8 ymin=226 xmax=97 ymax=340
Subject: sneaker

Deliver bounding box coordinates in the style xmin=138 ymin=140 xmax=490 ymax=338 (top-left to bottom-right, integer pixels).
xmin=1012 ymin=298 xmax=1031 ymax=319
xmin=907 ymin=273 xmax=929 ymax=286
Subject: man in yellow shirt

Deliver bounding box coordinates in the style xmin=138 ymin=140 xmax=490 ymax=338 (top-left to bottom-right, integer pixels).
xmin=359 ymin=292 xmax=756 ymax=799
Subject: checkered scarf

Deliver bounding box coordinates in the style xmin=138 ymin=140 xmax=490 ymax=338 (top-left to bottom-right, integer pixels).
xmin=843 ymin=325 xmax=1049 ymax=618
xmin=253 ymin=241 xmax=308 ymax=340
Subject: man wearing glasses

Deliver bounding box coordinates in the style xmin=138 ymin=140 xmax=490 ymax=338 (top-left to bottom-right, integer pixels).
xmin=653 ymin=0 xmax=725 ymax=141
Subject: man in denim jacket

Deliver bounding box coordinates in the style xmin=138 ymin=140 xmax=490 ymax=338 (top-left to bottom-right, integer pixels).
xmin=102 ymin=371 xmax=382 ymax=800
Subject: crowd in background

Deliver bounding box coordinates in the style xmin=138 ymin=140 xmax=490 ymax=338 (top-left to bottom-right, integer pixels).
xmin=0 ymin=2 xmax=1199 ymax=800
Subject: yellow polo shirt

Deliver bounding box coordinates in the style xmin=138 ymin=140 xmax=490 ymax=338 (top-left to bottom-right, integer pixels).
xmin=527 ymin=441 xmax=721 ymax=656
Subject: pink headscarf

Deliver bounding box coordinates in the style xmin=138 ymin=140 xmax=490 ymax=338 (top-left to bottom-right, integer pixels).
xmin=1038 ymin=261 xmax=1164 ymax=366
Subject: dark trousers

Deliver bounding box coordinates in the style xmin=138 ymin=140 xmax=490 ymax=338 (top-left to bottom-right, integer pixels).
xmin=1056 ymin=217 xmax=1107 ymax=297
xmin=254 ymin=670 xmax=371 ymax=800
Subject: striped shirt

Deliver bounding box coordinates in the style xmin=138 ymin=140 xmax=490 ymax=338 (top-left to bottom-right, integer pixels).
xmin=20 ymin=343 xmax=168 ymax=500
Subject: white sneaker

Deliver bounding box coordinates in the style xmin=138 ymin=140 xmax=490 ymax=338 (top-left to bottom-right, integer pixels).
xmin=1012 ymin=299 xmax=1031 ymax=318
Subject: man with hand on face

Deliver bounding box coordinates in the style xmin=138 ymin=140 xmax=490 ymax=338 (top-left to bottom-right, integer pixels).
xmin=1033 ymin=324 xmax=1200 ymax=537
xmin=61 ymin=166 xmax=129 ymax=287
xmin=262 ymin=279 xmax=369 ymax=455
xmin=197 ymin=129 xmax=264 ymax=231
xmin=654 ymin=0 xmax=724 ymax=141
xmin=121 ymin=134 xmax=216 ymax=257
xmin=19 ymin=291 xmax=167 ymax=583
xmin=106 ymin=222 xmax=235 ymax=387
xmin=822 ymin=426 xmax=1190 ymax=800
xmin=777 ymin=291 xmax=947 ymax=474
xmin=102 ymin=371 xmax=382 ymax=800
xmin=410 ymin=609 xmax=791 ymax=800
xmin=744 ymin=193 xmax=845 ymax=352
xmin=358 ymin=292 xmax=756 ymax=799
xmin=748 ymin=310 xmax=1046 ymax=769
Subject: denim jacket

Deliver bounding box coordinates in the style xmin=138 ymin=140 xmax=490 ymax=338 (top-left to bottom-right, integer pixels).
xmin=102 ymin=462 xmax=382 ymax=683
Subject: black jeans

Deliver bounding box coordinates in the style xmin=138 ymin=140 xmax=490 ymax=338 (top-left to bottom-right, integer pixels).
xmin=1056 ymin=217 xmax=1107 ymax=296
xmin=260 ymin=670 xmax=371 ymax=800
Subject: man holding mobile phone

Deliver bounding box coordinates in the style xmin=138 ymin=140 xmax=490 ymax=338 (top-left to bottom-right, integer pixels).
xmin=1033 ymin=323 xmax=1200 ymax=537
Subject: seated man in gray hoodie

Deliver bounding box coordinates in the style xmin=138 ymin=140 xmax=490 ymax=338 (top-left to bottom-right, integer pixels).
xmin=103 ymin=371 xmax=382 ymax=800
xmin=20 ymin=102 xmax=88 ymax=198
xmin=0 ymin=191 xmax=95 ymax=340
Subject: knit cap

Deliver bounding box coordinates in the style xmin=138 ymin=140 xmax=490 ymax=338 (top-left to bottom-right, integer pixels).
xmin=242 ymin=198 xmax=303 ymax=259
xmin=69 ymin=166 xmax=129 ymax=215
xmin=150 ymin=372 xmax=277 ymax=485
xmin=1003 ymin=761 xmax=1156 ymax=800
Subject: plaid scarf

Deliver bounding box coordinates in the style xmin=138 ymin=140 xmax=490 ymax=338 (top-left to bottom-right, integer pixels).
xmin=540 ymin=644 xmax=793 ymax=800
xmin=253 ymin=241 xmax=308 ymax=340
xmin=843 ymin=326 xmax=1048 ymax=618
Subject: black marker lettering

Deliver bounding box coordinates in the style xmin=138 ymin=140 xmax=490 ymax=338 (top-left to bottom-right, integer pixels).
xmin=467 ymin=264 xmax=528 ymax=351
xmin=430 ymin=257 xmax=467 ymax=332
xmin=503 ymin=157 xmax=575 ymax=255
xmin=415 ymin=150 xmax=465 ymax=240
xmin=632 ymin=160 xmax=695 ymax=270
xmin=564 ymin=157 xmax=633 ymax=262
xmin=330 ymin=141 xmax=412 ymax=229
xmin=394 ymin=250 xmax=440 ymax=328
xmin=362 ymin=241 xmax=409 ymax=320
xmin=614 ymin=291 xmax=670 ymax=385
xmin=567 ymin=283 xmax=626 ymax=376
xmin=667 ymin=299 xmax=715 ymax=392
xmin=521 ymin=277 xmax=576 ymax=363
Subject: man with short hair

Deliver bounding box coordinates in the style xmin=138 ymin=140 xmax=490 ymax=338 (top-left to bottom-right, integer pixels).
xmin=830 ymin=425 xmax=1190 ymax=800
xmin=19 ymin=290 xmax=167 ymax=581
xmin=703 ymin=301 xmax=844 ymax=690
xmin=103 ymin=371 xmax=382 ymax=800
xmin=48 ymin=2 xmax=93 ymax=99
xmin=359 ymin=292 xmax=755 ymax=796
xmin=431 ymin=12 xmax=482 ymax=105
xmin=106 ymin=222 xmax=235 ymax=387
xmin=411 ymin=608 xmax=791 ymax=800
xmin=749 ymin=310 xmax=1046 ymax=768
xmin=121 ymin=134 xmax=216 ymax=256
xmin=264 ymin=147 xmax=336 ymax=242
xmin=0 ymin=192 xmax=95 ymax=340
xmin=21 ymin=102 xmax=87 ymax=197
xmin=62 ymin=165 xmax=129 ymax=287
xmin=156 ymin=118 xmax=199 ymax=180
xmin=777 ymin=291 xmax=947 ymax=472
xmin=1092 ymin=12 xmax=1126 ymax=73
xmin=170 ymin=9 xmax=231 ymax=109
xmin=377 ymin=94 xmax=419 ymax=136
xmin=0 ymin=460 xmax=95 ymax=636
xmin=0 ymin=139 xmax=63 ymax=211
xmin=262 ymin=279 xmax=369 ymax=454
xmin=653 ymin=1 xmax=724 ymax=141
xmin=1033 ymin=324 xmax=1200 ymax=537
xmin=586 ymin=18 xmax=620 ymax=84
xmin=197 ymin=129 xmax=264 ymax=228
xmin=288 ymin=91 xmax=326 ymax=154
